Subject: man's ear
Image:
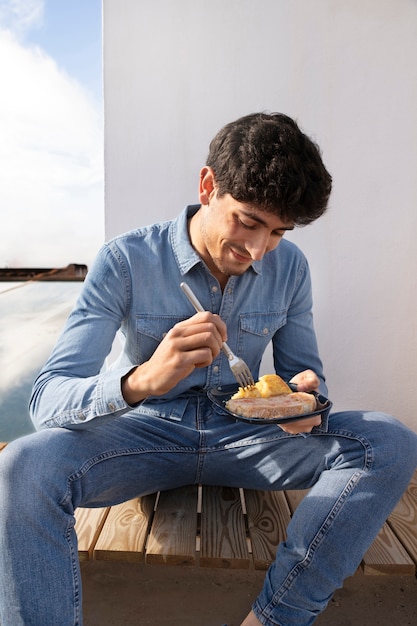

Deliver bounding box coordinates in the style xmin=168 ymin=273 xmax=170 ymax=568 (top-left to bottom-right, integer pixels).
xmin=199 ymin=166 xmax=216 ymax=205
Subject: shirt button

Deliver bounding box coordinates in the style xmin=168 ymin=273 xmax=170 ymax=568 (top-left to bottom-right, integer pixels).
xmin=211 ymin=285 xmax=218 ymax=293
xmin=108 ymin=402 xmax=116 ymax=411
xmin=212 ymin=365 xmax=219 ymax=373
xmin=263 ymin=328 xmax=269 ymax=335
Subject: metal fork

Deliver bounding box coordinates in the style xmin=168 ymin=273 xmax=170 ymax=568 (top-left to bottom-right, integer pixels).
xmin=180 ymin=282 xmax=255 ymax=389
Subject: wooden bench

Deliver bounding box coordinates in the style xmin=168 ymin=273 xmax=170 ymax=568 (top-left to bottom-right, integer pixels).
xmin=1 ymin=442 xmax=417 ymax=575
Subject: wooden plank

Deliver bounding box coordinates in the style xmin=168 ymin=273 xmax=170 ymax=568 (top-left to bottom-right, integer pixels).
xmin=387 ymin=470 xmax=417 ymax=565
xmin=145 ymin=485 xmax=198 ymax=566
xmin=244 ymin=489 xmax=291 ymax=570
xmin=75 ymin=507 xmax=110 ymax=561
xmin=362 ymin=522 xmax=415 ymax=576
xmin=93 ymin=494 xmax=157 ymax=563
xmin=284 ymin=489 xmax=309 ymax=514
xmin=200 ymin=485 xmax=250 ymax=569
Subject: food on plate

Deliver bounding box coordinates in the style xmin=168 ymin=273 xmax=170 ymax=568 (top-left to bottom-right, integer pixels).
xmin=226 ymin=392 xmax=316 ymax=419
xmin=226 ymin=374 xmax=316 ymax=419
xmin=230 ymin=374 xmax=292 ymax=399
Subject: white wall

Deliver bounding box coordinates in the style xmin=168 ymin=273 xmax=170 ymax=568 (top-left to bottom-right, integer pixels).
xmin=103 ymin=0 xmax=417 ymax=431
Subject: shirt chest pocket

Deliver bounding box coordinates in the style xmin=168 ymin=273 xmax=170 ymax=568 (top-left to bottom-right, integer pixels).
xmin=135 ymin=314 xmax=187 ymax=364
xmin=237 ymin=311 xmax=287 ymax=356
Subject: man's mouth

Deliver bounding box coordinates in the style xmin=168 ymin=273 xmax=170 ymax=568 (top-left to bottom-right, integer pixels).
xmin=230 ymin=247 xmax=252 ymax=263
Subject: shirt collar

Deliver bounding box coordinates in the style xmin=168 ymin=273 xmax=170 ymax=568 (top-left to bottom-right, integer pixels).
xmin=170 ymin=205 xmax=262 ymax=276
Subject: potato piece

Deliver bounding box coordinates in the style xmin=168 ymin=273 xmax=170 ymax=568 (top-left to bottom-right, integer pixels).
xmin=231 ymin=374 xmax=292 ymax=399
xmin=255 ymin=374 xmax=292 ymax=397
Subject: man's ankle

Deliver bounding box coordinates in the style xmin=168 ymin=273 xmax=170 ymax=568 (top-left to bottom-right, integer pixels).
xmin=240 ymin=610 xmax=263 ymax=626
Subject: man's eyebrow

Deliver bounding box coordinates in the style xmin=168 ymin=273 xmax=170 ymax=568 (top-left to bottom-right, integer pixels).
xmin=240 ymin=209 xmax=295 ymax=230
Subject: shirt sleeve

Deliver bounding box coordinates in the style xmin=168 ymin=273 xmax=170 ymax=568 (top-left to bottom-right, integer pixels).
xmin=29 ymin=243 xmax=134 ymax=430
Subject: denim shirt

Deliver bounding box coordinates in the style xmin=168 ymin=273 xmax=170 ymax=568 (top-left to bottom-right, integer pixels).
xmin=30 ymin=205 xmax=326 ymax=429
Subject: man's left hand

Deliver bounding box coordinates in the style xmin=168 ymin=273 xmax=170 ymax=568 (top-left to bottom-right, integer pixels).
xmin=278 ymin=369 xmax=322 ymax=434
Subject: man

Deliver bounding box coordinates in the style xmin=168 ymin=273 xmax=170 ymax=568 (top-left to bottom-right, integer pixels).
xmin=1 ymin=112 xmax=416 ymax=626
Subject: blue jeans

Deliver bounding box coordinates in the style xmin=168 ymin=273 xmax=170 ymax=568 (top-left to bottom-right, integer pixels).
xmin=1 ymin=397 xmax=416 ymax=625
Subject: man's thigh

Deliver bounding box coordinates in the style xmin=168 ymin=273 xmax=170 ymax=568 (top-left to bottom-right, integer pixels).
xmin=1 ymin=415 xmax=202 ymax=509
xmin=199 ymin=409 xmax=405 ymax=491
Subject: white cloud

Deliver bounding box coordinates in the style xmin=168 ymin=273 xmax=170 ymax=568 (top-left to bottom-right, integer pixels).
xmin=0 ymin=4 xmax=104 ymax=268
xmin=0 ymin=0 xmax=44 ymax=37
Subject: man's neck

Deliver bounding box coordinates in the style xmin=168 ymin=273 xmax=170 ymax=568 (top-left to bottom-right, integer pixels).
xmin=187 ymin=210 xmax=229 ymax=290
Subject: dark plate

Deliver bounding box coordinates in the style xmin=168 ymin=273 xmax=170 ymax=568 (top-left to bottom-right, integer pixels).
xmin=208 ymin=384 xmax=332 ymax=424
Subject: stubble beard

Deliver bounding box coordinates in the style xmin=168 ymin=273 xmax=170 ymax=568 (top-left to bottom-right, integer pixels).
xmin=200 ymin=218 xmax=251 ymax=280
xmin=209 ymin=245 xmax=253 ymax=280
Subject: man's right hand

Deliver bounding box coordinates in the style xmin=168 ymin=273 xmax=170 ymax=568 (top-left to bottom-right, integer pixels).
xmin=121 ymin=311 xmax=227 ymax=405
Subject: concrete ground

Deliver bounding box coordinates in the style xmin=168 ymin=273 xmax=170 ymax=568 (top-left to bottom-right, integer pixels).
xmin=81 ymin=561 xmax=417 ymax=625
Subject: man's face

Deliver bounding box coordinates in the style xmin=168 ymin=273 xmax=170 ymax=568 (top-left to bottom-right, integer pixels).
xmin=190 ymin=168 xmax=294 ymax=285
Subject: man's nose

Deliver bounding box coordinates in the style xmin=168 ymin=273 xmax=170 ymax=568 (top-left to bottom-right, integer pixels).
xmin=246 ymin=233 xmax=271 ymax=260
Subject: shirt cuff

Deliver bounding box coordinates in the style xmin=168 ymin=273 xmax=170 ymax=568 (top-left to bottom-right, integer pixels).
xmin=96 ymin=366 xmax=134 ymax=416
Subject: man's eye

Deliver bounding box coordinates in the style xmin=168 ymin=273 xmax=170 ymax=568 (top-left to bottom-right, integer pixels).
xmin=238 ymin=218 xmax=257 ymax=230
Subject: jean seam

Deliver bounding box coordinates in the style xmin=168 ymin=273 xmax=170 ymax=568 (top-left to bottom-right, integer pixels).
xmin=286 ymin=472 xmax=362 ymax=593
xmin=59 ymin=445 xmax=200 ymax=624
xmin=316 ymin=428 xmax=374 ymax=471
xmin=254 ymin=472 xmax=365 ymax=626
xmin=256 ymin=430 xmax=374 ymax=624
xmin=59 ymin=447 xmax=197 ymax=508
xmin=65 ymin=520 xmax=82 ymax=626
xmin=72 ymin=446 xmax=195 ymax=475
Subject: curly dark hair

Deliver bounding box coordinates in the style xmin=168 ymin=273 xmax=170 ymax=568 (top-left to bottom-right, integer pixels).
xmin=206 ymin=112 xmax=332 ymax=225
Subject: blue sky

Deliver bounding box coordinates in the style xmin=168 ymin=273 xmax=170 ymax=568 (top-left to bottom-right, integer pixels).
xmin=0 ymin=0 xmax=104 ymax=268
xmin=23 ymin=1 xmax=103 ymax=102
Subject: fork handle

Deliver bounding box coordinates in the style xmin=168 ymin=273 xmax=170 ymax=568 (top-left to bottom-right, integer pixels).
xmin=180 ymin=282 xmax=205 ymax=313
xmin=180 ymin=282 xmax=232 ymax=359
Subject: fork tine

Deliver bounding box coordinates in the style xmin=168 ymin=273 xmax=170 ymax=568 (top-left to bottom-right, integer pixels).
xmin=222 ymin=345 xmax=254 ymax=387
xmin=240 ymin=368 xmax=255 ymax=388
xmin=245 ymin=370 xmax=255 ymax=386
xmin=235 ymin=372 xmax=246 ymax=388
xmin=231 ymin=361 xmax=255 ymax=388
